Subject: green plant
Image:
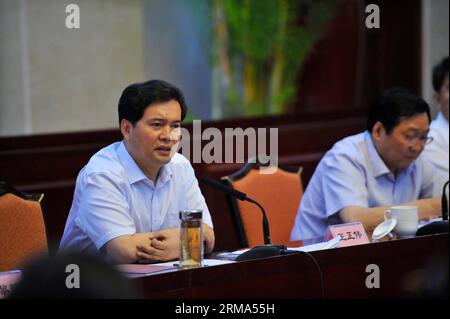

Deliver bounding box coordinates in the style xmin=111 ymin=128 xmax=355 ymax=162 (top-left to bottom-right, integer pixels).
xmin=212 ymin=0 xmax=338 ymax=117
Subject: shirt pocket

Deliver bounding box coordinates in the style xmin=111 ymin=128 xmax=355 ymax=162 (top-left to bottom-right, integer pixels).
xmin=158 ymin=196 xmax=180 ymax=229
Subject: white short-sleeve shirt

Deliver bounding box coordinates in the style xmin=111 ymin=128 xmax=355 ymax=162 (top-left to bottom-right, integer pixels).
xmin=422 ymin=112 xmax=449 ymax=181
xmin=290 ymin=131 xmax=445 ymax=240
xmin=59 ymin=141 xmax=213 ymax=254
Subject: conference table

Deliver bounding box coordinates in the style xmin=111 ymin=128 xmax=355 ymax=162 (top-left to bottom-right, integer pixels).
xmin=128 ymin=233 xmax=448 ymax=299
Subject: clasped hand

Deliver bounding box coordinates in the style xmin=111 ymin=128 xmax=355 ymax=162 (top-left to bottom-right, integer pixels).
xmin=136 ymin=225 xmax=215 ymax=263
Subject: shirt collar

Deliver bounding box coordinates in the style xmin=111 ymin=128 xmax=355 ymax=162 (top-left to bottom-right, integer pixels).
xmin=364 ymin=131 xmax=390 ymax=178
xmin=117 ymin=141 xmax=174 ymax=187
xmin=436 ymin=111 xmax=449 ymax=126
xmin=435 ymin=112 xmax=449 ymax=145
xmin=156 ymin=162 xmax=173 ymax=188
xmin=364 ymin=131 xmax=416 ymax=179
xmin=117 ymin=141 xmax=148 ymax=184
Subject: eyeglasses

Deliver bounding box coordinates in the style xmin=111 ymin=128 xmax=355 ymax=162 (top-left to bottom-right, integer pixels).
xmin=404 ymin=135 xmax=434 ymax=145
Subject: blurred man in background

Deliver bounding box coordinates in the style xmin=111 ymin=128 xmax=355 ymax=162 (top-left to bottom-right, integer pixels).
xmin=423 ymin=57 xmax=449 ymax=181
xmin=291 ymin=88 xmax=446 ymax=240
xmin=9 ymin=252 xmax=139 ymax=298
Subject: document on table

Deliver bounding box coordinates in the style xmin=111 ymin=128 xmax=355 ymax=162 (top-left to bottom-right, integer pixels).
xmin=216 ymin=236 xmax=341 ymax=260
xmin=116 ymin=264 xmax=176 ymax=275
xmin=287 ymin=236 xmax=340 ymax=252
xmin=216 ymin=249 xmax=250 ymax=260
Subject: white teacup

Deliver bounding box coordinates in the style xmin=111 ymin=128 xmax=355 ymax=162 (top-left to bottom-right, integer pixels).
xmin=384 ymin=206 xmax=419 ymax=239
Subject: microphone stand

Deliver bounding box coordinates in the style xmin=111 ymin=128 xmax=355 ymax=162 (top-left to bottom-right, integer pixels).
xmin=201 ymin=177 xmax=286 ymax=260
xmin=441 ymin=181 xmax=449 ymax=220
xmin=245 ymin=197 xmax=271 ymax=245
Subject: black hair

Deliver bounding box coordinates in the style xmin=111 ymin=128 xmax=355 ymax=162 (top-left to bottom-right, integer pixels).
xmin=8 ymin=252 xmax=140 ymax=299
xmin=367 ymin=87 xmax=431 ymax=134
xmin=432 ymin=57 xmax=449 ymax=92
xmin=118 ymin=79 xmax=188 ymax=125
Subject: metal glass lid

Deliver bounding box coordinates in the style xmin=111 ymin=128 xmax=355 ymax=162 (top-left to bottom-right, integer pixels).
xmin=179 ymin=209 xmax=203 ymax=220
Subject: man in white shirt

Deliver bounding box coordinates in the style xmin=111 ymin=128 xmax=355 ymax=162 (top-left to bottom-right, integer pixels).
xmin=423 ymin=57 xmax=449 ymax=181
xmin=60 ymin=80 xmax=215 ymax=263
xmin=291 ymin=88 xmax=446 ymax=240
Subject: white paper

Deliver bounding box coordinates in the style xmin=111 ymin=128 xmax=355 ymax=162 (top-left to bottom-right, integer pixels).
xmin=216 ymin=237 xmax=341 ymax=260
xmin=216 ymin=248 xmax=250 ymax=259
xmin=287 ymin=236 xmax=341 ymax=252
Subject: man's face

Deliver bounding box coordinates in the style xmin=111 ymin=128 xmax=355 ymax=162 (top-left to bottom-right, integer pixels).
xmin=374 ymin=113 xmax=430 ymax=173
xmin=122 ymin=99 xmax=182 ymax=174
xmin=436 ymin=75 xmax=449 ymax=120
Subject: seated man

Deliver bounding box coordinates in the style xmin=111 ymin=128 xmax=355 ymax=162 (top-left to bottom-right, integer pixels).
xmin=291 ymin=88 xmax=446 ymax=240
xmin=422 ymin=57 xmax=449 ymax=180
xmin=59 ymin=80 xmax=215 ymax=263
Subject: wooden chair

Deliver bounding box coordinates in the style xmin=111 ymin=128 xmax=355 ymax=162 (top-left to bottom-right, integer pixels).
xmin=222 ymin=159 xmax=304 ymax=248
xmin=0 ymin=181 xmax=48 ymax=271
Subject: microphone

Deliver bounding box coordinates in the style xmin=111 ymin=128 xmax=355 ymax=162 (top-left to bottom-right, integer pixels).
xmin=200 ymin=176 xmax=271 ymax=245
xmin=416 ymin=181 xmax=449 ymax=236
xmin=201 ymin=176 xmax=248 ymax=201
xmin=441 ymin=181 xmax=449 ymax=220
xmin=200 ymin=176 xmax=285 ymax=261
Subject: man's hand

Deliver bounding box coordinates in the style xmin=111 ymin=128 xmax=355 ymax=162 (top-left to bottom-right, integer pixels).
xmin=203 ymin=224 xmax=215 ymax=254
xmin=136 ymin=224 xmax=215 ymax=263
xmin=340 ymin=197 xmax=443 ymax=234
xmin=103 ymin=232 xmax=154 ymax=264
xmin=136 ymin=228 xmax=180 ymax=263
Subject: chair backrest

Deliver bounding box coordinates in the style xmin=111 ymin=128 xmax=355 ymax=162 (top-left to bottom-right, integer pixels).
xmin=0 ymin=183 xmax=48 ymax=271
xmin=223 ymin=162 xmax=304 ymax=248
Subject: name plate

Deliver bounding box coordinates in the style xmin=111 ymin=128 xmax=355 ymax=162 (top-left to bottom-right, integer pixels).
xmin=324 ymin=222 xmax=370 ymax=247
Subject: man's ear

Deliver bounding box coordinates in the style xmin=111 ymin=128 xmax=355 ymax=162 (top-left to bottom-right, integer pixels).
xmin=371 ymin=121 xmax=385 ymax=141
xmin=120 ymin=119 xmax=133 ymax=141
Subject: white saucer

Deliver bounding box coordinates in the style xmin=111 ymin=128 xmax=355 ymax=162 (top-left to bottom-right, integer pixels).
xmin=372 ymin=219 xmax=397 ymax=241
